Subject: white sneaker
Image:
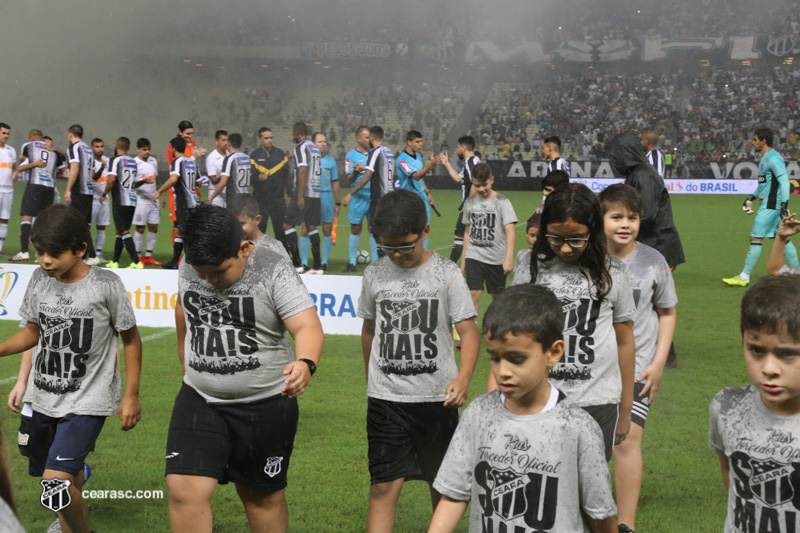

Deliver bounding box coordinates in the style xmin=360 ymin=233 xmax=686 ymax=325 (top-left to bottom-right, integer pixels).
xmin=308 ymin=269 xmax=324 ymax=275
xmin=9 ymin=251 xmax=29 ymax=262
xmin=84 ymin=257 xmax=103 ymax=266
xmin=47 ymin=519 xmax=62 ymax=533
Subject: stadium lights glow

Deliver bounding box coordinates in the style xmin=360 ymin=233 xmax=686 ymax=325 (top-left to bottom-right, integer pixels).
xmin=313 ymin=61 xmax=321 ymax=65
xmin=323 ymin=65 xmax=330 ymax=68
xmin=195 ymin=64 xmax=203 ymax=67
xmin=261 ymin=65 xmax=269 ymax=68
xmin=184 ymin=59 xmax=192 ymax=63
xmin=742 ymin=60 xmax=751 ymax=65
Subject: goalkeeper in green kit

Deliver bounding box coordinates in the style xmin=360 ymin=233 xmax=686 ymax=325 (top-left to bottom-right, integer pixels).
xmin=723 ymin=127 xmax=800 ymax=286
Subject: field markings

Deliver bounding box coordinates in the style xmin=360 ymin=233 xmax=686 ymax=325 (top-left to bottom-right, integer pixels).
xmin=141 ymin=329 xmax=175 ymax=342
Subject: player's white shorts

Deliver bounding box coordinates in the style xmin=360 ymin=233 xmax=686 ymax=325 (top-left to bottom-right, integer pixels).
xmin=210 ymin=195 xmax=226 ymax=208
xmin=133 ymin=199 xmax=160 ymax=226
xmin=92 ymin=198 xmax=110 ymax=226
xmin=0 ymin=190 xmax=12 ymax=220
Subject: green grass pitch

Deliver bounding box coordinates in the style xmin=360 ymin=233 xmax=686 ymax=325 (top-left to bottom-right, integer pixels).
xmin=0 ymin=181 xmax=769 ymax=531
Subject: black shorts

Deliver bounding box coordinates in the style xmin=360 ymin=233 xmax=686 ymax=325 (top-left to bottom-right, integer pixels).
xmin=465 ymin=258 xmax=507 ymax=294
xmin=453 ymin=211 xmax=466 ymax=239
xmin=303 ymin=197 xmax=321 ymax=227
xmin=582 ymin=403 xmax=619 ymax=462
xmin=631 ymin=381 xmax=651 ymax=428
xmin=366 ymin=398 xmax=458 ymax=485
xmin=112 ymin=205 xmax=136 ymax=232
xmin=165 ymin=383 xmax=298 ymax=493
xmin=174 ymin=203 xmax=192 ymax=233
xmin=20 ymin=184 xmax=55 ymax=218
xmin=71 ymin=192 xmax=93 ymax=223
xmin=28 ymin=410 xmax=105 ymax=477
xmin=18 ymin=412 xmax=33 ymax=457
xmin=285 ymin=198 xmax=304 ymax=227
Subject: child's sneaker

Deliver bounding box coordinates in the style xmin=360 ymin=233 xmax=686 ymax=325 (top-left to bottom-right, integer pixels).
xmin=47 ymin=519 xmax=62 ymax=533
xmin=83 ymin=463 xmax=92 ymax=484
xmin=618 ymin=525 xmax=634 ymax=533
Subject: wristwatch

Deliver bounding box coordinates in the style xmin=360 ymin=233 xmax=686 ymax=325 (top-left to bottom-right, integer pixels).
xmin=299 ymin=358 xmax=317 ymax=376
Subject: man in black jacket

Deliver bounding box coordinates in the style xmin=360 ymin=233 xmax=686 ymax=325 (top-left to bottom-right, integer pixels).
xmin=250 ymin=127 xmax=291 ymax=249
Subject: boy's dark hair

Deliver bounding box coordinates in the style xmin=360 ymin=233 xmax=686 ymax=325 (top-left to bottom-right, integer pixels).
xmin=542 ymin=170 xmax=569 ymax=191
xmin=183 ymin=204 xmax=244 ymax=266
xmin=90 ymin=138 xmax=103 ymax=146
xmin=754 ymin=128 xmax=774 ymax=147
xmin=543 ymin=135 xmax=561 ymax=148
xmin=231 ymin=193 xmax=261 ymax=219
xmin=741 ymin=275 xmax=800 ymax=342
xmin=68 ymin=124 xmax=83 ymax=138
xmin=369 ymin=126 xmax=384 ymax=140
xmin=116 ymin=137 xmax=130 ymax=152
xmin=406 ymin=130 xmax=422 ymax=143
xmin=530 ymin=183 xmax=612 ymax=299
xmin=526 ymin=212 xmax=541 ymax=231
xmin=228 ymin=133 xmax=243 ymax=149
xmin=472 ymin=162 xmax=493 ymax=183
xmin=598 ymin=183 xmax=643 ymax=215
xmin=178 ymin=120 xmax=193 ymax=133
xmin=483 ymin=284 xmax=564 ymax=349
xmin=30 ymin=205 xmax=91 ymax=254
xmin=293 ymin=122 xmax=308 ymax=137
xmin=373 ymin=189 xmax=427 ymax=236
xmin=170 ymin=136 xmax=186 ymax=155
xmin=457 ymin=135 xmax=475 ymax=151
xmin=136 ymin=137 xmax=151 ymax=149
xmin=215 ymin=129 xmax=228 ymax=140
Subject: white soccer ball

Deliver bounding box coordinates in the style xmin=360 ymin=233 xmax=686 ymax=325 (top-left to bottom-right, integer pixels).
xmin=356 ymin=249 xmax=371 ymax=265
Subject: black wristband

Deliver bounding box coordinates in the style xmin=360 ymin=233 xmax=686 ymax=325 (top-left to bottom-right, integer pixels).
xmin=336 ymin=202 xmax=341 ymax=206
xmin=299 ymin=358 xmax=317 ymax=376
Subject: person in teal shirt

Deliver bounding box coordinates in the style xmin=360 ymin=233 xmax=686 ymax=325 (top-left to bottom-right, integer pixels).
xmin=724 ymin=128 xmax=799 ymax=286
xmin=313 ymin=132 xmax=340 ymax=271
xmin=396 ymin=130 xmax=439 ymax=249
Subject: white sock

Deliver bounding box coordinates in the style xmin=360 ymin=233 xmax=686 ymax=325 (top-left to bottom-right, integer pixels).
xmin=0 ymin=223 xmax=7 ymax=252
xmin=133 ymin=231 xmax=143 ymax=255
xmin=95 ymin=228 xmax=105 ymax=254
xmin=146 ymin=232 xmax=157 ymax=256
xmin=740 ymin=272 xmax=751 ymax=281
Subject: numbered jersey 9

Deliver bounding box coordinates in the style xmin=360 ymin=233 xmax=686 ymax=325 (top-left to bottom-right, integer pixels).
xmin=221 ymin=152 xmax=253 ymax=206
xmin=108 ymin=154 xmax=139 ymax=207
xmin=171 ymin=156 xmax=200 ymax=209
xmin=294 ymin=140 xmax=322 ymax=199
xmin=22 ymin=140 xmax=60 ymax=188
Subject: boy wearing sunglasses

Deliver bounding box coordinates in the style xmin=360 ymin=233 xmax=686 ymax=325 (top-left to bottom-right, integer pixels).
xmin=357 ymin=189 xmax=480 ymax=532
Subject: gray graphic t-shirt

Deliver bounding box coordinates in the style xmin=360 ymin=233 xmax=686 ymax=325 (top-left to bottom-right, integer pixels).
xmin=533 ymin=257 xmax=635 ymax=406
xmin=434 ymin=390 xmax=617 ymax=532
xmin=620 ymin=243 xmax=678 ymax=377
xmin=19 ymin=267 xmax=137 ymax=418
xmin=709 ymin=386 xmax=800 ymax=532
xmin=462 ymin=193 xmax=518 ymax=265
xmin=511 ymin=248 xmax=533 ymax=286
xmin=358 ymin=253 xmax=476 ymax=402
xmin=179 ymin=246 xmax=314 ymax=404
xmin=257 ymin=234 xmax=290 ymax=261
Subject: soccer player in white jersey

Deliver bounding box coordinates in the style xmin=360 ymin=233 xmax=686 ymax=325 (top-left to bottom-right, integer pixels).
xmin=205 ymin=130 xmax=228 ymax=208
xmin=0 ymin=123 xmax=17 ymax=256
xmin=132 ymin=138 xmax=161 ymax=265
xmin=90 ymin=138 xmax=110 ymax=262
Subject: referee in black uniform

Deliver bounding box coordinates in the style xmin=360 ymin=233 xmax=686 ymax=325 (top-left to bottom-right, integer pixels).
xmin=250 ymin=127 xmax=291 ymax=246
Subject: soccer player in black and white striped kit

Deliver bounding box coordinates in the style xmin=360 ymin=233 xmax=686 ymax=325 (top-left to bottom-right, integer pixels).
xmin=641 ymin=130 xmax=665 ymax=178
xmin=64 ymin=124 xmax=100 ymax=264
xmin=440 ymin=136 xmax=481 ymax=263
xmin=543 ymin=135 xmax=570 ymax=176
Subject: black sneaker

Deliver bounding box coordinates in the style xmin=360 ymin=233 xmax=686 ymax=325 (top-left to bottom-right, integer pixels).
xmin=321 ymin=264 xmax=328 ymax=272
xmin=619 ymin=525 xmax=635 ymax=533
xmin=162 ymin=261 xmax=178 ymax=270
xmin=343 ymin=263 xmax=357 ymax=273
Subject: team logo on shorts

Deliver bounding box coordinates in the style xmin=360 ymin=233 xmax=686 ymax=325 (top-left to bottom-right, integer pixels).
xmin=43 ymin=317 xmax=72 ymax=350
xmin=749 ymin=458 xmax=795 ymax=506
xmin=390 ymin=300 xmax=421 ymax=333
xmin=40 ymin=478 xmax=72 ymax=512
xmin=197 ymin=296 xmax=232 ymax=327
xmin=264 ymin=456 xmax=283 ymax=477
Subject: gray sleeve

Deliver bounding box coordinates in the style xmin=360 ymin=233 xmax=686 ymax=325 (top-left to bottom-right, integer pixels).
xmin=460 ymin=200 xmax=471 ymax=227
xmin=610 ymin=264 xmax=636 ymax=322
xmin=18 ymin=270 xmax=42 ymax=323
xmin=433 ymin=401 xmax=477 ymax=501
xmin=270 ymin=258 xmax=315 ymax=320
xmin=357 ymin=267 xmax=376 ymax=320
xmin=708 ymin=391 xmax=725 ymax=455
xmin=107 ymin=275 xmax=137 ymax=332
xmin=577 ymin=415 xmax=618 ymax=519
xmin=499 ymin=197 xmax=518 ymax=226
xmin=447 ymin=265 xmax=477 ymax=323
xmin=652 ymin=259 xmax=678 ymax=309
xmin=511 ymin=249 xmax=531 ymax=286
